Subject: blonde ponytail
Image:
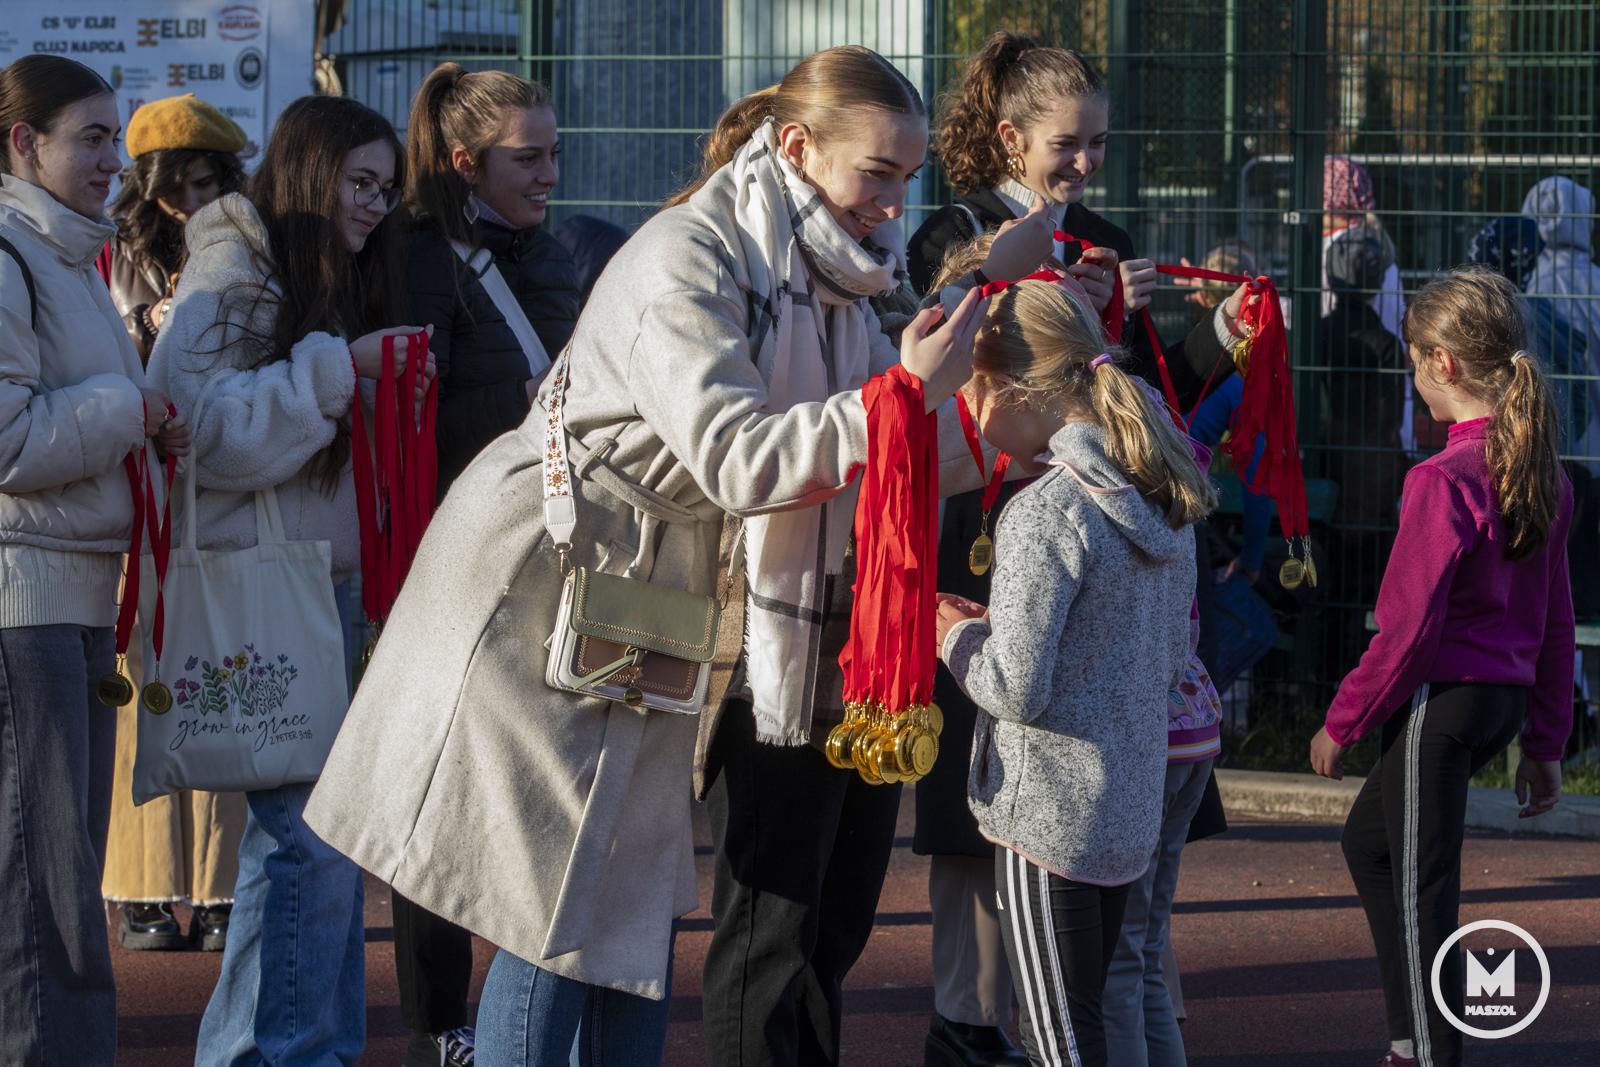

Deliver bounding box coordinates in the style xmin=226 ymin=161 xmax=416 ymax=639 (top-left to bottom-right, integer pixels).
xmin=406 ymin=62 xmax=552 ymax=243
xmin=968 ymin=281 xmax=1215 ymax=529
xmin=1403 ymin=266 xmax=1561 ymax=561
xmin=665 ymin=46 xmax=924 ymax=208
xmin=1091 ymin=357 xmax=1218 ymax=528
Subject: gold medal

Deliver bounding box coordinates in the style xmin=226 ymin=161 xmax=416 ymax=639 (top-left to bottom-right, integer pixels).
xmin=96 ymin=670 xmax=134 ymax=709
xmin=1232 ymin=326 xmax=1254 ymax=377
xmin=1301 ymin=537 xmax=1318 ymax=588
xmin=142 ymin=679 xmax=174 ymax=715
xmin=927 ymin=702 xmax=944 ymax=737
xmin=968 ymin=532 xmax=994 ymax=576
xmin=910 ymin=730 xmax=938 ymax=776
xmin=1279 ymin=555 xmax=1305 ymax=590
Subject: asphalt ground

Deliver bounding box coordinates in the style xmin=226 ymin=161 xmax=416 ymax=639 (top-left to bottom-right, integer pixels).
xmin=113 ymin=786 xmax=1599 ymax=1066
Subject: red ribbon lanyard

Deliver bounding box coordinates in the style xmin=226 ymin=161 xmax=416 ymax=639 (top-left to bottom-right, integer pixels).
xmin=112 ymin=408 xmax=178 ymax=664
xmin=351 ymin=333 xmax=440 ymax=634
xmin=1055 ymin=231 xmax=1125 ymax=344
xmin=955 ymin=393 xmax=1010 ymax=511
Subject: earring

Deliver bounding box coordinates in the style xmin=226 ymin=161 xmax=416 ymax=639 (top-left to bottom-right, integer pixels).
xmin=1006 ymin=150 xmax=1025 ymax=179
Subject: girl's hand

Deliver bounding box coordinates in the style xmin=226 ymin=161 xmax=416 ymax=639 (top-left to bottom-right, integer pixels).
xmin=901 ymin=288 xmax=991 ymax=413
xmin=1515 ymin=757 xmax=1562 ymax=818
xmin=934 ymin=593 xmax=988 ymax=659
xmin=154 ymin=411 xmax=191 ymax=458
xmin=1120 ymin=258 xmax=1158 ymax=314
xmin=150 ymin=297 xmax=173 ymax=331
xmin=1065 ymin=246 xmax=1119 ymax=315
xmin=1218 ymin=282 xmax=1256 ymax=338
xmin=351 ymin=325 xmax=436 ymax=383
xmin=980 ymin=195 xmax=1056 ymax=283
xmin=141 ymin=388 xmax=174 ymax=438
xmin=1309 ymin=725 xmax=1346 ymax=780
xmin=1222 ymin=557 xmax=1260 ymax=586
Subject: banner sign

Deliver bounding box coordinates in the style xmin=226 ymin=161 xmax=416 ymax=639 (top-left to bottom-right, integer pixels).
xmin=0 ymin=3 xmax=270 ymax=162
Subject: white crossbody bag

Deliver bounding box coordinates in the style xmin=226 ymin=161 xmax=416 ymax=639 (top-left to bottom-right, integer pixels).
xmin=451 ymin=239 xmax=552 ymax=378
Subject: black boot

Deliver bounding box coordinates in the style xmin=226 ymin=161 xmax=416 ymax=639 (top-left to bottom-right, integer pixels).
xmin=190 ymin=903 xmax=231 ymax=952
xmin=118 ymin=902 xmax=188 ymax=951
xmin=925 ymin=1012 xmax=1031 ymax=1067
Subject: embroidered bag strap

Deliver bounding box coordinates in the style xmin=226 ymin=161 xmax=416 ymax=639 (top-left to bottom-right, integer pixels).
xmin=542 ymin=348 xmax=578 ymax=570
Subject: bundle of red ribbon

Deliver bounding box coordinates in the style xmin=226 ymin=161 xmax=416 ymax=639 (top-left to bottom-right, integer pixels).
xmin=828 ymin=364 xmax=943 ymax=784
xmin=351 ymin=333 xmax=441 ymax=661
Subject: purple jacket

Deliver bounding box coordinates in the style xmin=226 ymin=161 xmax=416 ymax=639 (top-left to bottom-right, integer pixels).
xmin=1326 ymin=418 xmax=1574 ymax=760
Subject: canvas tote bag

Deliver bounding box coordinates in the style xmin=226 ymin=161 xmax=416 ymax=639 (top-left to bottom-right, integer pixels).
xmin=131 ymin=369 xmax=349 ymax=804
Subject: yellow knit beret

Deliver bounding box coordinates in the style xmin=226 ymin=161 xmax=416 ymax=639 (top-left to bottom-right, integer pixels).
xmin=126 ymin=94 xmax=248 ymax=159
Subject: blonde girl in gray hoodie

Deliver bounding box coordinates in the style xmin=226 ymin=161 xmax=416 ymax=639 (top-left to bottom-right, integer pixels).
xmin=934 ymin=278 xmax=1214 ymax=1067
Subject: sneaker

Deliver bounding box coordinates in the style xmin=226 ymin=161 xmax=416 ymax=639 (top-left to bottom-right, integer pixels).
xmin=190 ymin=903 xmax=231 ymax=952
xmin=1376 ymin=1052 xmax=1416 ymax=1067
xmin=118 ymin=902 xmax=188 ymax=951
xmin=402 ymin=1027 xmax=475 ymax=1067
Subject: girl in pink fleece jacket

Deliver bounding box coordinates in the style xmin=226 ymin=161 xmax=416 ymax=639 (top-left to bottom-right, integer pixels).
xmin=1312 ymin=267 xmax=1572 ymax=1067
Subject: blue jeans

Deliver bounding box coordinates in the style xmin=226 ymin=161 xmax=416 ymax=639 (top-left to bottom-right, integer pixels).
xmin=1102 ymin=758 xmax=1212 ymax=1067
xmin=477 ymin=925 xmax=677 ymax=1067
xmin=0 ymin=623 xmax=117 ymax=1067
xmin=195 ymin=581 xmax=365 ymax=1067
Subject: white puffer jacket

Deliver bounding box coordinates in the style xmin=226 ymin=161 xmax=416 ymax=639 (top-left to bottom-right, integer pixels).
xmin=147 ymin=194 xmax=359 ymax=580
xmin=0 ymin=176 xmax=148 ymax=627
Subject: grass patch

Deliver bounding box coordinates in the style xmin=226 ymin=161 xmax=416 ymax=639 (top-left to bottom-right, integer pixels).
xmin=1471 ymin=750 xmax=1600 ymax=796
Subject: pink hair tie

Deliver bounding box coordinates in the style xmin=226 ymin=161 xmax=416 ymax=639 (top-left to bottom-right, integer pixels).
xmin=1090 ymin=353 xmax=1114 ymax=371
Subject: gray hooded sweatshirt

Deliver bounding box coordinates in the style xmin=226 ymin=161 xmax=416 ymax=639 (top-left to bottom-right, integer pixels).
xmin=943 ymin=421 xmax=1195 ymax=886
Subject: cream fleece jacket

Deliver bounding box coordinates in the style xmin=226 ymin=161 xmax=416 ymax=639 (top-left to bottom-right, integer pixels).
xmin=0 ymin=177 xmax=149 ymax=626
xmin=146 ymin=194 xmax=358 ymax=580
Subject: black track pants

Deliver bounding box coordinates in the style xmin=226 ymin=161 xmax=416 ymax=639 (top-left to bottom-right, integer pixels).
xmin=1341 ymin=681 xmax=1525 ymax=1067
xmin=994 ymin=846 xmax=1132 ymax=1067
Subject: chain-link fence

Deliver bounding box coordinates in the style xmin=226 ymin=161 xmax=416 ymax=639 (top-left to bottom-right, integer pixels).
xmin=326 ymin=0 xmax=1600 ymax=779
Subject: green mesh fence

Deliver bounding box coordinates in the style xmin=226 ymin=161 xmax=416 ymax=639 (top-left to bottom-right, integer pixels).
xmin=326 ymin=1 xmax=1600 ymax=775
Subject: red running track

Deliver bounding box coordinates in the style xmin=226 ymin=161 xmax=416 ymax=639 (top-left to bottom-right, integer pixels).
xmin=112 ymin=787 xmax=1599 ymax=1065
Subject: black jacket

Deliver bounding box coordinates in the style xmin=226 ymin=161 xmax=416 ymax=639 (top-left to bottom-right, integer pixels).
xmin=1321 ymin=300 xmax=1408 ymax=531
xmin=408 ymin=219 xmax=580 ymax=495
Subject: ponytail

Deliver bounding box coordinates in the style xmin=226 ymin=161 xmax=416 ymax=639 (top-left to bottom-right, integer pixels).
xmin=968 ymin=281 xmax=1215 ymax=530
xmin=1403 ymin=266 xmax=1562 ymax=561
xmin=405 ymin=62 xmax=551 ymax=243
xmin=934 ymin=31 xmax=1107 ymax=195
xmin=1488 ymin=352 xmax=1561 ymax=561
xmin=666 ymin=46 xmax=924 ymax=208
xmin=1091 ymin=356 xmax=1217 ymax=529
xmin=664 ymin=85 xmax=780 ymax=208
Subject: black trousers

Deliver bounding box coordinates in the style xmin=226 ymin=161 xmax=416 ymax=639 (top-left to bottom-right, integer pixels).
xmin=994 ymin=846 xmax=1131 ymax=1067
xmin=1341 ymin=681 xmax=1525 ymax=1067
xmin=392 ymin=888 xmax=474 ymax=1033
xmin=703 ymin=700 xmax=903 ymax=1067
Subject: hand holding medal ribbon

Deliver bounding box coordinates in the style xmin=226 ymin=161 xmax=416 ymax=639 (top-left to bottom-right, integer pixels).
xmin=1132 ymin=263 xmax=1314 ymax=589
xmin=351 ymin=333 xmax=441 ymax=666
xmin=97 ymin=410 xmax=178 ymax=711
xmin=828 ymin=364 xmax=943 ymax=784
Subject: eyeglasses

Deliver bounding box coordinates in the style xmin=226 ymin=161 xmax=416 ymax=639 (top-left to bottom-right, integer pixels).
xmin=347 ymin=174 xmax=401 ymax=213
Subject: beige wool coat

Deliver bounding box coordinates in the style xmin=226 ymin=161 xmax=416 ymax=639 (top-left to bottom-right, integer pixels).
xmin=304 ymin=196 xmax=988 ymax=999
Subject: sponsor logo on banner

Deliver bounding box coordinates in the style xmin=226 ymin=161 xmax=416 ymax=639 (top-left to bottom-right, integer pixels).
xmin=235 ymin=47 xmax=263 ymax=90
xmin=217 ymin=6 xmax=262 ymax=42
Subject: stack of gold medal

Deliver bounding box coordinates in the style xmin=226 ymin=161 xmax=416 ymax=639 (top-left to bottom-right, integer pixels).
xmin=826 ymin=700 xmax=945 ymax=784
xmin=1278 ymin=535 xmax=1319 ymax=590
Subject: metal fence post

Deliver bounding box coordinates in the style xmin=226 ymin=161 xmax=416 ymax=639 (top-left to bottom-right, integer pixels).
xmin=1289 ymin=0 xmax=1327 ymax=686
xmin=1106 ymin=0 xmax=1142 ymax=226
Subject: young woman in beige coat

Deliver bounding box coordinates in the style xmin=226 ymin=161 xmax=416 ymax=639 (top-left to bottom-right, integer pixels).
xmin=306 ymin=45 xmax=991 ymax=1066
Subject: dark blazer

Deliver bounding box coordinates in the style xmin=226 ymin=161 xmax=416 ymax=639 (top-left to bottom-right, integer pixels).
xmin=408 ymin=219 xmax=580 ymax=495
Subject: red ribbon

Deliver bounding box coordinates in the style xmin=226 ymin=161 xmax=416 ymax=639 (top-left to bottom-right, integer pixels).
xmin=1139 ymin=267 xmax=1308 ymax=541
xmin=351 ymin=334 xmax=440 ymax=632
xmin=838 ymin=364 xmax=939 ymax=712
xmin=1055 ymin=231 xmax=1125 ymax=344
xmin=955 ymin=394 xmax=1010 ymax=511
xmin=113 ymin=409 xmax=177 ymax=665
